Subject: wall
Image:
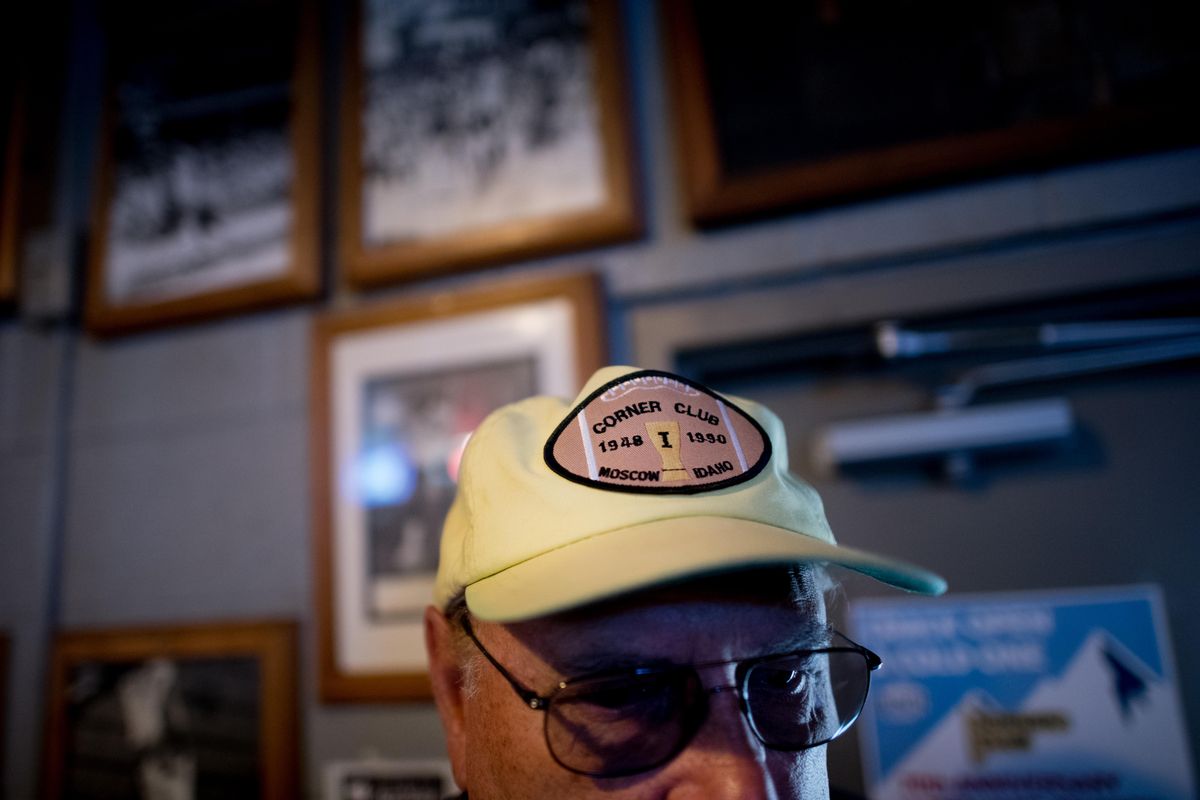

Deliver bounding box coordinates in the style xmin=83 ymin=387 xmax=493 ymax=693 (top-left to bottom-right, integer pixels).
xmin=0 ymin=327 xmax=67 ymax=800
xmin=2 ymin=1 xmax=1199 ymax=798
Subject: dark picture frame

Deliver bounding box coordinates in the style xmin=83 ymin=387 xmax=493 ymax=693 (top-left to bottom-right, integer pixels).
xmin=312 ymin=272 xmax=606 ymax=701
xmin=84 ymin=0 xmax=321 ymax=334
xmin=664 ymin=0 xmax=1200 ymax=225
xmin=1 ymin=77 xmax=21 ymax=304
xmin=338 ymin=0 xmax=641 ymax=287
xmin=42 ymin=620 xmax=299 ymax=800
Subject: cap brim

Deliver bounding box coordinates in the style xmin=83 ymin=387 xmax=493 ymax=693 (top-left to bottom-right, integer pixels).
xmin=464 ymin=516 xmax=947 ymax=621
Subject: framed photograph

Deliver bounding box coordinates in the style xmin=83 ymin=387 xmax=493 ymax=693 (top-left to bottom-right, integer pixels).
xmin=664 ymin=0 xmax=1200 ymax=225
xmin=42 ymin=620 xmax=298 ymax=800
xmin=325 ymin=757 xmax=458 ymax=800
xmin=1 ymin=75 xmax=21 ymax=303
xmin=84 ymin=0 xmax=321 ymax=334
xmin=339 ymin=0 xmax=641 ymax=286
xmin=312 ymin=272 xmax=605 ymax=701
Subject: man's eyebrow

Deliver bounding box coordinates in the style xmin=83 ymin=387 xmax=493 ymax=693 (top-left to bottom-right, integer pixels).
xmin=774 ymin=621 xmax=835 ymax=652
xmin=552 ymin=621 xmax=835 ymax=678
xmin=556 ymin=652 xmax=675 ymax=678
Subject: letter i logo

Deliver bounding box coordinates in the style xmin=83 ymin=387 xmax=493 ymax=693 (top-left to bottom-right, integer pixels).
xmin=645 ymin=421 xmax=687 ymax=481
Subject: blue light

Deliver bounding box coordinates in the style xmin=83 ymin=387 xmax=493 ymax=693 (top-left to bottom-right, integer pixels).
xmin=356 ymin=442 xmax=417 ymax=506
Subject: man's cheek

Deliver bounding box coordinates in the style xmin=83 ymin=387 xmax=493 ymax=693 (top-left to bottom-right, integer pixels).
xmin=467 ymin=693 xmax=552 ymax=798
xmin=771 ymin=747 xmax=830 ymax=800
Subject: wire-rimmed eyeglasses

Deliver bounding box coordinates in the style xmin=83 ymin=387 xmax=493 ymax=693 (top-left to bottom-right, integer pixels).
xmin=460 ymin=616 xmax=882 ymax=778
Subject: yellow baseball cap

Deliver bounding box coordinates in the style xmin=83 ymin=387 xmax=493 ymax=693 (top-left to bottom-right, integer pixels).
xmin=435 ymin=366 xmax=945 ymax=621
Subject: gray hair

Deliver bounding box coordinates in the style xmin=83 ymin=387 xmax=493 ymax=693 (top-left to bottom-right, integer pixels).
xmin=443 ymin=592 xmax=485 ymax=698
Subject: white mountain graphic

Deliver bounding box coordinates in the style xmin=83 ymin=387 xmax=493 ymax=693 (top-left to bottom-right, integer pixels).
xmin=871 ymin=630 xmax=1196 ymax=800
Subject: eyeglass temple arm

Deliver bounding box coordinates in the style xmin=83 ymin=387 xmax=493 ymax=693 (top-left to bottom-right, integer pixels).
xmin=460 ymin=615 xmax=551 ymax=710
xmin=831 ymin=629 xmax=883 ymax=671
xmin=864 ymin=649 xmax=883 ymax=671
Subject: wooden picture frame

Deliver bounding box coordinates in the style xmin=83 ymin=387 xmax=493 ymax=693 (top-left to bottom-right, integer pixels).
xmin=84 ymin=0 xmax=321 ymax=334
xmin=664 ymin=0 xmax=1200 ymax=226
xmin=312 ymin=272 xmax=606 ymax=701
xmin=339 ymin=0 xmax=640 ymax=287
xmin=1 ymin=76 xmax=21 ymax=304
xmin=42 ymin=620 xmax=298 ymax=800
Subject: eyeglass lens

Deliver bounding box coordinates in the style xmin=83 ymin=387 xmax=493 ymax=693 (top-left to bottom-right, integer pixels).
xmin=546 ymin=668 xmax=705 ymax=777
xmin=744 ymin=650 xmax=869 ymax=748
xmin=542 ymin=649 xmax=872 ymax=777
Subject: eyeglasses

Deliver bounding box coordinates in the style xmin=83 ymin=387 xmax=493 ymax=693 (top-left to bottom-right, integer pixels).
xmin=460 ymin=616 xmax=881 ymax=778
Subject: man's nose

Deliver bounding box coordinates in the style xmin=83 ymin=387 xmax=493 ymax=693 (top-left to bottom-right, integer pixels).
xmin=662 ymin=689 xmax=776 ymax=800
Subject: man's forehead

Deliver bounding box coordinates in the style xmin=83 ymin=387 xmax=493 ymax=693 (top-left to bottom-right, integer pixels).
xmin=497 ymin=567 xmax=831 ymax=673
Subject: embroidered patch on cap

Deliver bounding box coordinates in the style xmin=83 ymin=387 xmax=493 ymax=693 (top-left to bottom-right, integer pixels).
xmin=544 ymin=370 xmax=772 ymax=494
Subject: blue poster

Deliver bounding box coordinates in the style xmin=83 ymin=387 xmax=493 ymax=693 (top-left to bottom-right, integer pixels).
xmin=851 ymin=585 xmax=1195 ymax=800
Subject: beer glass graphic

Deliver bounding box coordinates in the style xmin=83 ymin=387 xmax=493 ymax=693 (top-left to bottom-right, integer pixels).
xmin=645 ymin=420 xmax=688 ymax=481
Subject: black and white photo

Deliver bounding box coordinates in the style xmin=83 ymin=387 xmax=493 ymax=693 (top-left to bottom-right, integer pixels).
xmin=44 ymin=622 xmax=299 ymax=800
xmin=61 ymin=656 xmax=261 ymax=799
xmin=340 ymin=0 xmax=639 ymax=284
xmin=86 ymin=1 xmax=319 ymax=332
xmin=363 ymin=0 xmax=604 ymax=242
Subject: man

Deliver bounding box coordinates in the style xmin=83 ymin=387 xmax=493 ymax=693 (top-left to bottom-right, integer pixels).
xmin=425 ymin=366 xmax=945 ymax=799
